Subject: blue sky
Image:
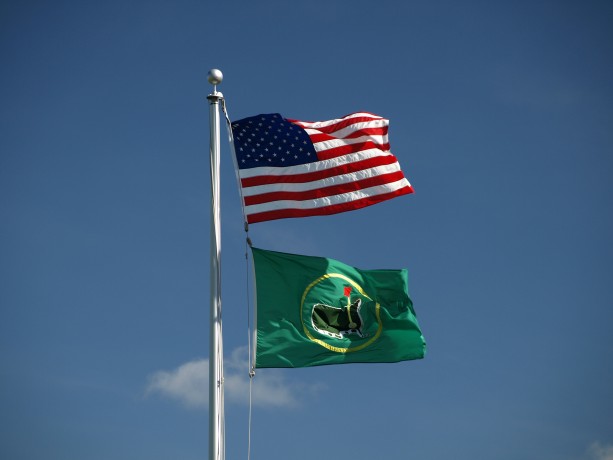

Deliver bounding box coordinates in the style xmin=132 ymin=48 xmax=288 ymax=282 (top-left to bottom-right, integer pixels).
xmin=1 ymin=1 xmax=612 ymax=459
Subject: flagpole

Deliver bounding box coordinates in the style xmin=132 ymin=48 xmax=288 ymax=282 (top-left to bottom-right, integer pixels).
xmin=207 ymin=68 xmax=224 ymax=460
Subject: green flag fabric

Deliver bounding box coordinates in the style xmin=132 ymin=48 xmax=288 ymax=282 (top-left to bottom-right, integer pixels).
xmin=252 ymin=247 xmax=426 ymax=368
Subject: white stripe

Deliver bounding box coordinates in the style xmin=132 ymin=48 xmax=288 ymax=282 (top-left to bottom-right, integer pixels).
xmin=293 ymin=112 xmax=385 ymax=129
xmin=311 ymin=135 xmax=389 ymax=153
xmin=244 ymin=178 xmax=411 ymax=215
xmin=238 ymin=148 xmax=396 ymax=179
xmin=241 ymin=163 xmax=403 ymax=196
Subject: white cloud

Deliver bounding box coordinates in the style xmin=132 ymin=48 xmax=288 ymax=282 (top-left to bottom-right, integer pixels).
xmin=146 ymin=358 xmax=209 ymax=408
xmin=145 ymin=346 xmax=325 ymax=409
xmin=587 ymin=442 xmax=613 ymax=460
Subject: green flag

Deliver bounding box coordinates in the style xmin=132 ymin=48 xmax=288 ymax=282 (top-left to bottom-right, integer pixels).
xmin=252 ymin=247 xmax=426 ymax=368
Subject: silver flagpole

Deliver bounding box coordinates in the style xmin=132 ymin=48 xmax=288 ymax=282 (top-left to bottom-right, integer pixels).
xmin=207 ymin=68 xmax=224 ymax=460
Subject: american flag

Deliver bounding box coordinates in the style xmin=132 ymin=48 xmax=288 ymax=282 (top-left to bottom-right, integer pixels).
xmin=230 ymin=112 xmax=413 ymax=224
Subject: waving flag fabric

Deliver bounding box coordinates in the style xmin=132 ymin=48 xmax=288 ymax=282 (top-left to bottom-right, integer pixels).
xmin=251 ymin=247 xmax=426 ymax=368
xmin=231 ymin=112 xmax=413 ymax=224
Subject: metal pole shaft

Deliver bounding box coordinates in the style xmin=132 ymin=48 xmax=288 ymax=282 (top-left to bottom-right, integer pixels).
xmin=207 ymin=77 xmax=223 ymax=460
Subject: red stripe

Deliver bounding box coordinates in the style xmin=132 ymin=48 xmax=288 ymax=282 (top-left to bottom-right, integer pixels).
xmin=243 ymin=171 xmax=407 ymax=206
xmin=308 ymin=126 xmax=389 ymax=144
xmin=241 ymin=154 xmax=400 ymax=188
xmin=289 ymin=115 xmax=385 ymax=134
xmin=246 ymin=186 xmax=414 ymax=223
xmin=287 ymin=111 xmax=381 ymax=124
xmin=342 ymin=126 xmax=388 ymax=139
xmin=316 ymin=141 xmax=391 ymax=161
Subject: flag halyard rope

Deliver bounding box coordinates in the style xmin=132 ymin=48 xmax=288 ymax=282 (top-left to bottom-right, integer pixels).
xmin=221 ymin=94 xmax=256 ymax=460
xmin=245 ymin=236 xmax=255 ymax=460
xmin=221 ymin=98 xmax=249 ymax=232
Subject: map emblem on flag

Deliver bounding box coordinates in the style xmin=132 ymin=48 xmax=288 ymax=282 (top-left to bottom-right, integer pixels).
xmin=301 ymin=274 xmax=383 ymax=353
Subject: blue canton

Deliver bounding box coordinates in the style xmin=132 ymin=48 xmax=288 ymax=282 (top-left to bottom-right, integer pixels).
xmin=231 ymin=113 xmax=317 ymax=170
